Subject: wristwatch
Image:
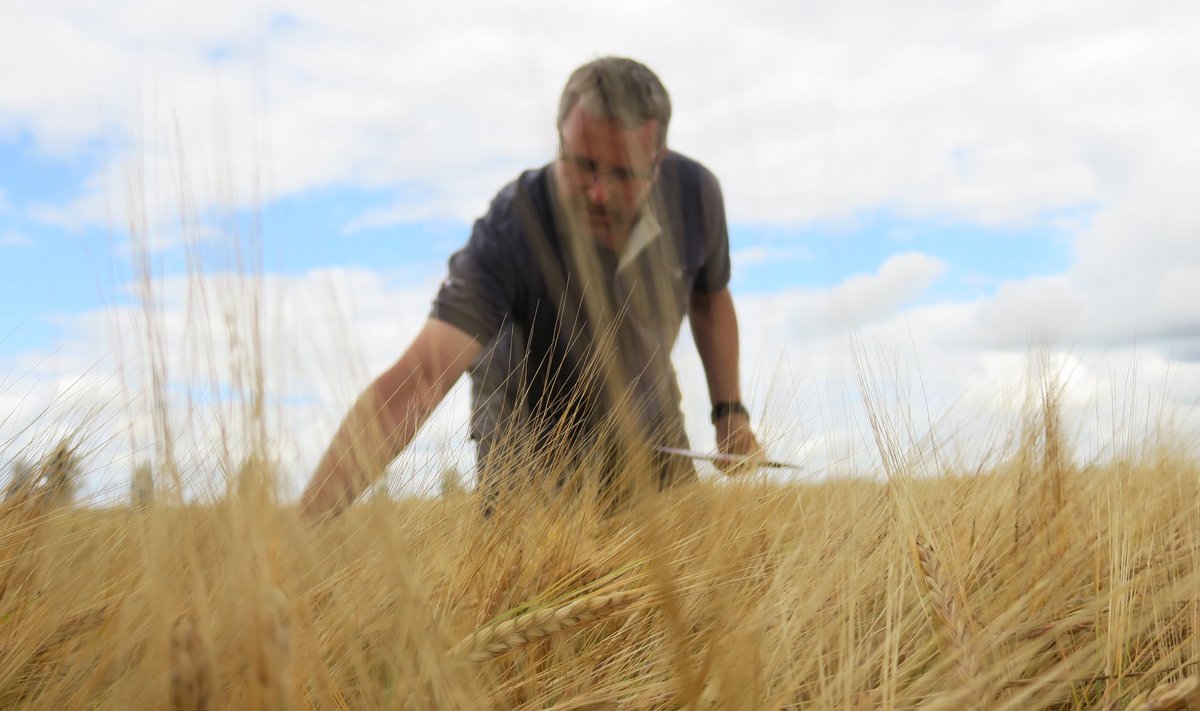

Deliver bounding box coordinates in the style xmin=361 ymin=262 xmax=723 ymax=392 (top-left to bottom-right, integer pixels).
xmin=711 ymin=400 xmax=750 ymax=425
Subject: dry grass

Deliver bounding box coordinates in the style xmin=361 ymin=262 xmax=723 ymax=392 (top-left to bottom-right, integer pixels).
xmin=0 ymin=439 xmax=1198 ymax=709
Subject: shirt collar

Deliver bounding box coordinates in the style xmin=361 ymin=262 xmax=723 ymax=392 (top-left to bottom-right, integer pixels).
xmin=617 ymin=207 xmax=661 ymax=273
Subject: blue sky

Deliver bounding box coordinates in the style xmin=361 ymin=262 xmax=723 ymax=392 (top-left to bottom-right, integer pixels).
xmin=2 ymin=0 xmax=1198 ymax=497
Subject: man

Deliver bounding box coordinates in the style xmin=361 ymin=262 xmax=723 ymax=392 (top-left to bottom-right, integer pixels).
xmin=300 ymin=57 xmax=761 ymax=519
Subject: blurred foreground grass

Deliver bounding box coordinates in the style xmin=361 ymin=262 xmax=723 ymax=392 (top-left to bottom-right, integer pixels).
xmin=1 ymin=438 xmax=1199 ymax=710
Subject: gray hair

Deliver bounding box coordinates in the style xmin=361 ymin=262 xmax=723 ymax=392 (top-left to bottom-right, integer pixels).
xmin=557 ymin=57 xmax=672 ymax=149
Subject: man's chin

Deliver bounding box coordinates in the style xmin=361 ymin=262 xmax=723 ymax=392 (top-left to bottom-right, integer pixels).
xmin=588 ymin=222 xmax=627 ymax=250
xmin=588 ymin=212 xmax=612 ymax=228
xmin=564 ymin=207 xmax=625 ymax=247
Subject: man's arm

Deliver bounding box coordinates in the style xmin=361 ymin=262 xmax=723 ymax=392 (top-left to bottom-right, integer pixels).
xmin=688 ymin=287 xmax=762 ymax=461
xmin=299 ymin=318 xmax=483 ymax=519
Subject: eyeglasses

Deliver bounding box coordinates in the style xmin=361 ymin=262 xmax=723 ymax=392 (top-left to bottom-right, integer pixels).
xmin=558 ymin=149 xmax=658 ymax=187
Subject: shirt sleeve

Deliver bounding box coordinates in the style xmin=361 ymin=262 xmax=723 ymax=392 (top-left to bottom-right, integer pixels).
xmin=692 ymin=168 xmax=732 ymax=295
xmin=430 ymin=209 xmax=518 ymax=344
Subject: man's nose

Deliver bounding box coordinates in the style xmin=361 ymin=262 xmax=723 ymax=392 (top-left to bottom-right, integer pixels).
xmin=585 ymin=173 xmax=609 ymax=205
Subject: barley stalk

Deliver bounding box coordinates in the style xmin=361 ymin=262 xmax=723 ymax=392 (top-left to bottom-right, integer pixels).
xmin=911 ymin=535 xmax=980 ymax=688
xmin=477 ymin=559 xmax=523 ymax=626
xmin=539 ymin=696 xmax=620 ymax=711
xmin=1010 ymin=617 xmax=1095 ymax=643
xmin=452 ymin=590 xmax=642 ymax=663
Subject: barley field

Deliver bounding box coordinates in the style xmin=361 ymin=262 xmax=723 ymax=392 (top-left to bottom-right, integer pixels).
xmin=2 ymin=405 xmax=1199 ymax=710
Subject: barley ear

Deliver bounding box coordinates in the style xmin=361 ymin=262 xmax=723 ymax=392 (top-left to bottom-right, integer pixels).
xmin=170 ymin=616 xmax=212 ymax=711
xmin=252 ymin=587 xmax=293 ymax=708
xmin=452 ymin=590 xmax=642 ymax=663
xmin=911 ymin=535 xmax=980 ymax=687
xmin=1126 ymin=675 xmax=1200 ymax=711
xmin=27 ymin=604 xmax=108 ymax=667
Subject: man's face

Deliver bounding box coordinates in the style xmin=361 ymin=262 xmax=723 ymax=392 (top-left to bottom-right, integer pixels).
xmin=555 ymin=104 xmax=663 ymax=248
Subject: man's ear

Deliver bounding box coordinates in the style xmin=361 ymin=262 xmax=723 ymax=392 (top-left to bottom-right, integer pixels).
xmin=653 ymin=146 xmax=668 ymax=175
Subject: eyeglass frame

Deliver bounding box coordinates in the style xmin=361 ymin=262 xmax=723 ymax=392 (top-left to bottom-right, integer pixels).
xmin=557 ymin=142 xmax=662 ymax=188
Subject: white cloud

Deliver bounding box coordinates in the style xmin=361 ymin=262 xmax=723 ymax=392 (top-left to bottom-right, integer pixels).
xmin=0 ymin=231 xmax=32 ymax=248
xmin=3 ymin=0 xmax=1195 ymax=228
xmin=679 ymin=294 xmax=1200 ymax=477
xmin=736 ymin=252 xmax=947 ymax=342
xmin=731 ymin=245 xmax=812 ymax=268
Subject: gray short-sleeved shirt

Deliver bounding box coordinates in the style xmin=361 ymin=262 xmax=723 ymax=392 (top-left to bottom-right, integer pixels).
xmin=431 ymin=151 xmax=730 ymax=461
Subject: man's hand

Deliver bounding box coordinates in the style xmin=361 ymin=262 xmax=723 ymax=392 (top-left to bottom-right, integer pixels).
xmin=689 ymin=287 xmax=759 ymax=472
xmin=714 ymin=411 xmax=764 ymax=473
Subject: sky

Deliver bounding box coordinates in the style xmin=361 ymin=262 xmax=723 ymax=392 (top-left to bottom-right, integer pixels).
xmin=2 ymin=0 xmax=1199 ymax=502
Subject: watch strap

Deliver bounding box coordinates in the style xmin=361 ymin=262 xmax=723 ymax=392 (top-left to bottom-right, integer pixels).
xmin=711 ymin=400 xmax=749 ymax=425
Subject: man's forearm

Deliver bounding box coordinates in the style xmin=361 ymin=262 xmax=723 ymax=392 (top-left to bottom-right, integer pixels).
xmin=689 ymin=288 xmax=744 ymax=403
xmin=299 ymin=362 xmax=441 ymax=517
xmin=299 ymin=318 xmax=483 ymax=519
xmin=690 ymin=288 xmax=762 ymax=461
